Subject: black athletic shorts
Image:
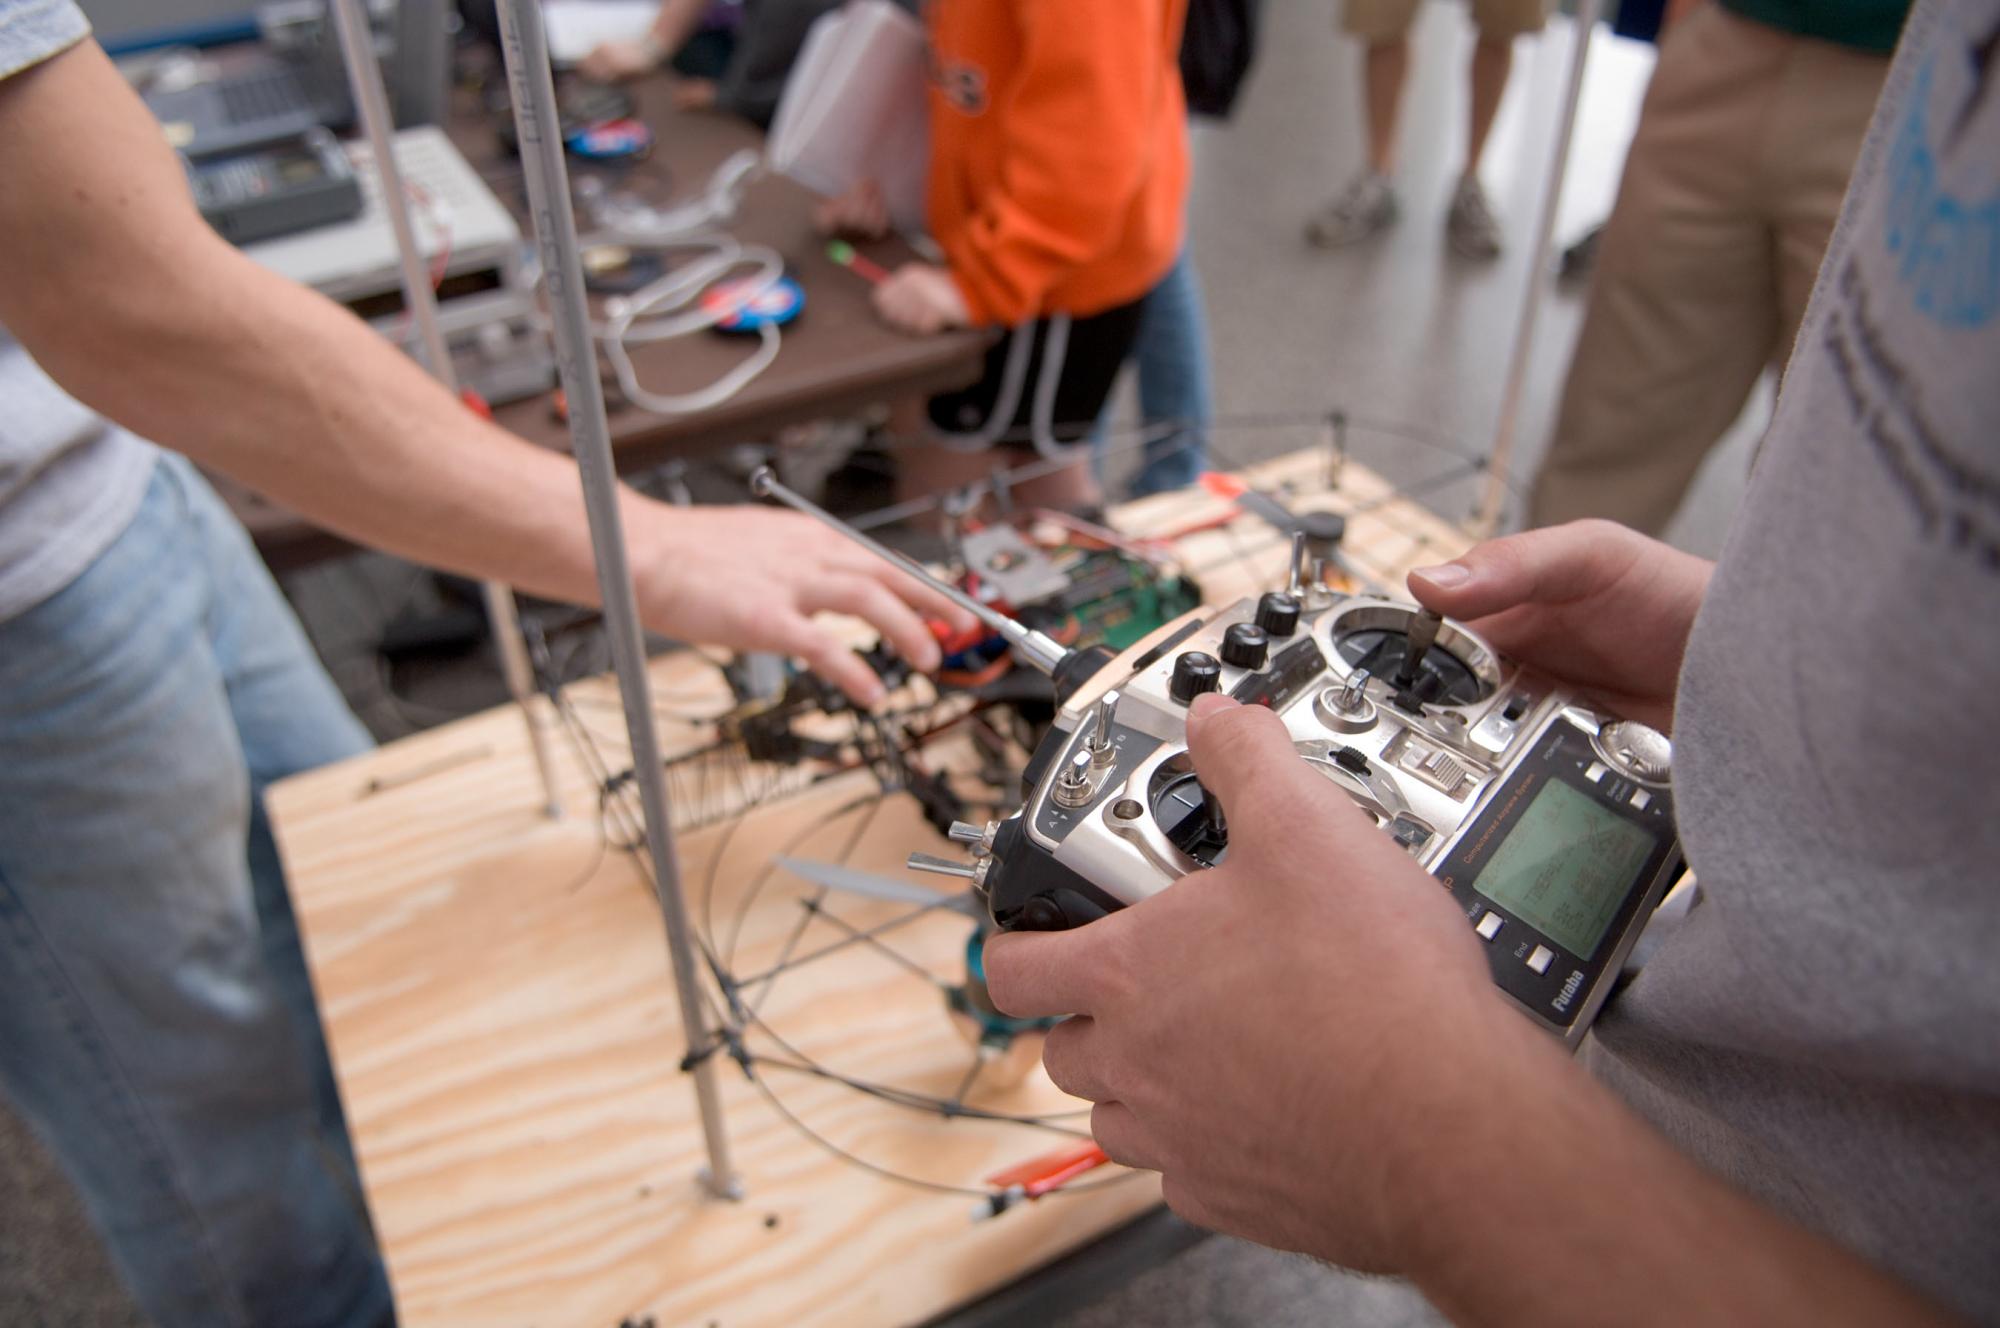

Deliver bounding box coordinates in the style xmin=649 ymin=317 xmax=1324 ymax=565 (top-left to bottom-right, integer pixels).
xmin=925 ymin=294 xmax=1148 ymax=455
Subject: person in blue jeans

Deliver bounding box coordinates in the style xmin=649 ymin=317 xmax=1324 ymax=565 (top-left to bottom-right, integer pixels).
xmin=1102 ymin=246 xmax=1216 ymax=498
xmin=0 ymin=7 xmax=971 ymax=1326
xmin=0 ymin=454 xmax=388 ymax=1327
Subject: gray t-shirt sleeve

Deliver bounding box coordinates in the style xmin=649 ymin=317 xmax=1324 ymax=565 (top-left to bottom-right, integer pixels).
xmin=1587 ymin=0 xmax=2000 ymax=1319
xmin=0 ymin=0 xmax=90 ymax=82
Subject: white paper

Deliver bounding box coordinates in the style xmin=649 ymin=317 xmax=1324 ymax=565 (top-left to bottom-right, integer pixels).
xmin=766 ymin=0 xmax=929 ymax=233
xmin=542 ymin=0 xmax=658 ymax=66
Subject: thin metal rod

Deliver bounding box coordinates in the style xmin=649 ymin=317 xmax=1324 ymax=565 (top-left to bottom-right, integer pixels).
xmin=329 ymin=0 xmax=563 ymax=818
xmin=1471 ymin=0 xmax=1604 ymax=535
xmin=747 ymin=466 xmax=1070 ymax=676
xmin=479 ymin=585 xmax=565 ymax=818
xmin=492 ymin=0 xmax=739 ymax=1198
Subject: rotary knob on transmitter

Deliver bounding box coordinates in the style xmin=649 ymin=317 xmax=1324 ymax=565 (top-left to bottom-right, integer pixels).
xmin=1168 ymin=651 xmax=1222 ymax=704
xmin=1254 ymin=591 xmax=1301 ymax=638
xmin=1220 ymin=623 xmax=1270 ymax=671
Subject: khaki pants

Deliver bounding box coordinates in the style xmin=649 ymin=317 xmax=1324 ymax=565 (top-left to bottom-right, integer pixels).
xmin=1527 ymin=4 xmax=1890 ymax=535
xmin=1343 ymin=0 xmax=1549 ymax=41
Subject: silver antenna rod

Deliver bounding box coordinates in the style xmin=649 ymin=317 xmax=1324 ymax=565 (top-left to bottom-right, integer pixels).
xmin=748 ymin=466 xmax=1071 ymax=676
xmin=493 ymin=0 xmax=738 ymax=1199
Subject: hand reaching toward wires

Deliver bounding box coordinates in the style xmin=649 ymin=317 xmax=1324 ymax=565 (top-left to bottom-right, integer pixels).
xmin=874 ymin=263 xmax=972 ymax=336
xmin=630 ymin=504 xmax=976 ymax=707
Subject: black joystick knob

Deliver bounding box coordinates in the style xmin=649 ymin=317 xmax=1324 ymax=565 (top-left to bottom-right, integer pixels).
xmin=1168 ymin=650 xmax=1222 ymax=704
xmin=1220 ymin=622 xmax=1270 ymax=671
xmin=1254 ymin=591 xmax=1302 ymax=638
xmin=1299 ymin=510 xmax=1347 ymax=558
xmin=1201 ymin=782 xmax=1227 ymax=837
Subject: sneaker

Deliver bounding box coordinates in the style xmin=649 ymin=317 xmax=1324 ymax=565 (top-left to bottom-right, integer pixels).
xmin=1446 ymin=176 xmax=1503 ymax=260
xmin=1305 ymin=173 xmax=1399 ymax=248
xmin=1559 ymin=222 xmax=1605 ymax=284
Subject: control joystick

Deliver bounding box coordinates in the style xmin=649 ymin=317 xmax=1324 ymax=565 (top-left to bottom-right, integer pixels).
xmin=1150 ymin=765 xmax=1229 ymax=866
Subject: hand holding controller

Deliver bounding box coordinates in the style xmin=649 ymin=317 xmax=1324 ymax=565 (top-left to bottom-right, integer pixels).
xmin=983 ymin=694 xmax=1532 ymax=1270
xmin=1408 ymin=520 xmax=1713 ymax=734
xmin=975 ymin=524 xmax=1689 ymax=1045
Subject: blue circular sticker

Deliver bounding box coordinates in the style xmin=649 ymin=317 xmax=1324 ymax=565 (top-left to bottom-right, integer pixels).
xmin=565 ymin=117 xmax=653 ymax=160
xmin=702 ymin=273 xmax=804 ymax=332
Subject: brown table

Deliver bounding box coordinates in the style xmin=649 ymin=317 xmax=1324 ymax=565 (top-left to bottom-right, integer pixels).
xmin=224 ymin=74 xmax=989 ymax=571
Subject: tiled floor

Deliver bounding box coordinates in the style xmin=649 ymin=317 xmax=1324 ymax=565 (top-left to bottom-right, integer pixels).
xmin=1 ymin=4 xmax=1778 ymax=1323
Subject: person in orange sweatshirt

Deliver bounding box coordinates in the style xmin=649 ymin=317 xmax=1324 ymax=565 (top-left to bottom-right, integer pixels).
xmin=822 ymin=0 xmax=1191 ymax=507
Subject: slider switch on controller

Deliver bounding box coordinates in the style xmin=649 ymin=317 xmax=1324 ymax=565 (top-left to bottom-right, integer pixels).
xmin=1220 ymin=622 xmax=1271 ymax=671
xmin=1169 ymin=650 xmax=1222 ymax=704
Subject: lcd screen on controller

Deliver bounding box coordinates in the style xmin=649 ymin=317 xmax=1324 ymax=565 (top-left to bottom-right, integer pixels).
xmin=1473 ymin=779 xmax=1655 ymax=959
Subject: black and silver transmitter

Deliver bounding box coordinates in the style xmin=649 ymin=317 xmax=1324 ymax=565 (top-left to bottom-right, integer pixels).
xmin=971 ymin=592 xmax=1683 ymax=1047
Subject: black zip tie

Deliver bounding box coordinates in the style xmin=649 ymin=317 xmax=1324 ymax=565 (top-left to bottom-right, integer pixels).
xmin=678 ymin=1039 xmax=724 ymax=1073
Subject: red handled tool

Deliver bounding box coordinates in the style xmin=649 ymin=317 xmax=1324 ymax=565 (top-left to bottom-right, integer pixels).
xmin=826 ymin=239 xmax=891 ymax=285
xmin=984 ymin=1140 xmax=1110 ymax=1200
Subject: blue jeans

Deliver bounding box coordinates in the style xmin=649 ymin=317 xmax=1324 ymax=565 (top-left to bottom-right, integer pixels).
xmin=1096 ymin=247 xmax=1214 ymax=498
xmin=0 ymin=455 xmax=392 ymax=1328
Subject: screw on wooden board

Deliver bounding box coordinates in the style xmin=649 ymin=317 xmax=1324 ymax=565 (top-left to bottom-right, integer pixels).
xmin=360 ymin=745 xmax=493 ymax=798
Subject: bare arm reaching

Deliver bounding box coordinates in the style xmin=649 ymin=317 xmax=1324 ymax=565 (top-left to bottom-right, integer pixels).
xmin=0 ymin=40 xmax=970 ymax=704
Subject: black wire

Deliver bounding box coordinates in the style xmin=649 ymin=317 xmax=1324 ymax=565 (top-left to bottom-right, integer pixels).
xmin=561 ymin=801 xmax=616 ymax=895
xmin=749 ymin=1054 xmax=1091 ymax=1137
xmin=797 ymin=899 xmax=953 ymax=991
xmin=745 ymin=1069 xmax=1140 ymax=1201
xmin=730 ymin=893 xmax=963 ymax=990
xmin=717 ymin=791 xmax=883 ymax=970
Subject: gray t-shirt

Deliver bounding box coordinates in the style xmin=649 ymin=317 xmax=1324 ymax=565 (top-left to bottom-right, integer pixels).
xmin=0 ymin=0 xmax=156 ymax=622
xmin=1586 ymin=0 xmax=2000 ymax=1319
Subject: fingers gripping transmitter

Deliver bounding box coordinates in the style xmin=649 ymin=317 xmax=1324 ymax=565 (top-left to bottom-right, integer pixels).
xmin=968 ymin=591 xmax=1687 ymax=1047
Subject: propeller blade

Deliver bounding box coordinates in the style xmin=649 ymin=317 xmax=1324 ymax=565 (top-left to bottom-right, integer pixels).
xmin=775 ymin=857 xmax=981 ymax=916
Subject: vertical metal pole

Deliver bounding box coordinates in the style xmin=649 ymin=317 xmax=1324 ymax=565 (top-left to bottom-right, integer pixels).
xmin=491 ymin=0 xmax=741 ymax=1198
xmin=329 ymin=0 xmax=564 ymax=819
xmin=1469 ymin=0 xmax=1604 ymax=535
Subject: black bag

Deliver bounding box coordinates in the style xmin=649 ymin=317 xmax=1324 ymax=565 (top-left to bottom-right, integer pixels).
xmin=1179 ymin=0 xmax=1262 ymax=119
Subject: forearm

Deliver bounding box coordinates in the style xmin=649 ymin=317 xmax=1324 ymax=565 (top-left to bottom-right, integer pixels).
xmin=1401 ymin=1023 xmax=1959 ymax=1326
xmin=0 ymin=41 xmax=970 ymax=705
xmin=0 ymin=41 xmax=663 ymax=615
xmin=41 ymin=239 xmax=656 ymax=612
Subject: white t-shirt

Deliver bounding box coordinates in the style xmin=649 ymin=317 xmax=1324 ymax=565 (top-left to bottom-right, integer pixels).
xmin=0 ymin=0 xmax=156 ymax=622
xmin=1586 ymin=1 xmax=2000 ymax=1320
